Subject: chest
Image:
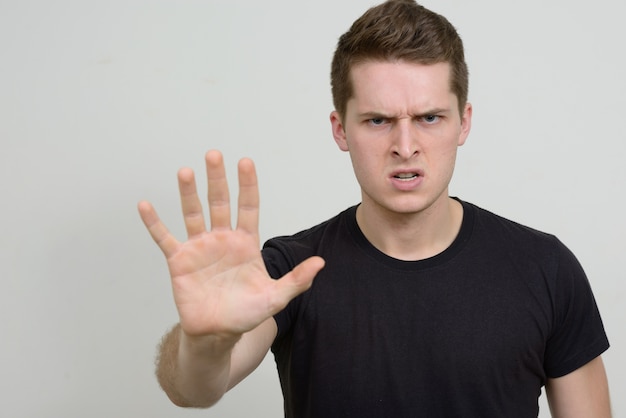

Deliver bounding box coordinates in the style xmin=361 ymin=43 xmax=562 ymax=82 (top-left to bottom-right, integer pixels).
xmin=293 ymin=254 xmax=553 ymax=385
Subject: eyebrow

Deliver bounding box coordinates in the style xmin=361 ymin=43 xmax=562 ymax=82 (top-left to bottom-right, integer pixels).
xmin=357 ymin=108 xmax=450 ymax=119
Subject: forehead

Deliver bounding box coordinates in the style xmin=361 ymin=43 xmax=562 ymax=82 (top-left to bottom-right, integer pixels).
xmin=347 ymin=60 xmax=456 ymax=113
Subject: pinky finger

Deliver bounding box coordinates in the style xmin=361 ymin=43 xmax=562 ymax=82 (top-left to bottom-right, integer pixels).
xmin=138 ymin=201 xmax=180 ymax=258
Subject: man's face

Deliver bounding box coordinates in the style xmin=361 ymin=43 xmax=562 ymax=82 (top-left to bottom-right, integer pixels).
xmin=330 ymin=60 xmax=472 ymax=218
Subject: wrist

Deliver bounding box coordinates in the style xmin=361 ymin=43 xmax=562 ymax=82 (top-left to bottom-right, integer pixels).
xmin=178 ymin=326 xmax=241 ymax=356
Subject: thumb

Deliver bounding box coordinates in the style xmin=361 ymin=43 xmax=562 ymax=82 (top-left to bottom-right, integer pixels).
xmin=268 ymin=256 xmax=325 ymax=312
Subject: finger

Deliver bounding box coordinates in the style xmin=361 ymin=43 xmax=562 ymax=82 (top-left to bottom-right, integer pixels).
xmin=178 ymin=168 xmax=207 ymax=238
xmin=137 ymin=200 xmax=180 ymax=258
xmin=236 ymin=158 xmax=260 ymax=235
xmin=268 ymin=256 xmax=325 ymax=313
xmin=205 ymin=150 xmax=231 ymax=230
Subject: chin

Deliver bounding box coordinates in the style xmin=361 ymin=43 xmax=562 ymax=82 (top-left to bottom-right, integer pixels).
xmin=378 ymin=194 xmax=447 ymax=216
xmin=362 ymin=188 xmax=449 ymax=216
xmin=377 ymin=201 xmax=432 ymax=216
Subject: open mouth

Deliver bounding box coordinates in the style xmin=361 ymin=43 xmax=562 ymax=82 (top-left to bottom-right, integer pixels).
xmin=393 ymin=173 xmax=419 ymax=181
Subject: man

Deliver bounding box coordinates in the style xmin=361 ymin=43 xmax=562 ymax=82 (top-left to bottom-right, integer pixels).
xmin=138 ymin=1 xmax=611 ymax=416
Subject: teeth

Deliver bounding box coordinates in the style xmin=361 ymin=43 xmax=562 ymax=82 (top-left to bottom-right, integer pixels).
xmin=394 ymin=173 xmax=417 ymax=179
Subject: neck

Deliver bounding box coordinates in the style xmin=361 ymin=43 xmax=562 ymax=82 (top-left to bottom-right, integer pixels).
xmin=355 ymin=196 xmax=463 ymax=261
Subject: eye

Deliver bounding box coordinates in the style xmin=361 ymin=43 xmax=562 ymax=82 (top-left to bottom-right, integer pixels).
xmin=422 ymin=115 xmax=440 ymax=124
xmin=368 ymin=117 xmax=387 ymax=126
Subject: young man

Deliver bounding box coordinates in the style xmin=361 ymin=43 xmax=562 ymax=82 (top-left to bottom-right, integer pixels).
xmin=138 ymin=1 xmax=611 ymax=416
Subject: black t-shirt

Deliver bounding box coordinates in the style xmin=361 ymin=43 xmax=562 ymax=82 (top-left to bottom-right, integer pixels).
xmin=262 ymin=199 xmax=609 ymax=418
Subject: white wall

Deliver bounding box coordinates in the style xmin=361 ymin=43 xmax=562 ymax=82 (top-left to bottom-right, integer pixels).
xmin=1 ymin=1 xmax=623 ymax=417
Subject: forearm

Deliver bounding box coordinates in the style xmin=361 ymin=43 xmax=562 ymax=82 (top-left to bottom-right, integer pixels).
xmin=156 ymin=323 xmax=239 ymax=408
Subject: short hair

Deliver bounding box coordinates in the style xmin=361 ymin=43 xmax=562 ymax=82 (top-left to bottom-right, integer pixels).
xmin=330 ymin=0 xmax=469 ymax=118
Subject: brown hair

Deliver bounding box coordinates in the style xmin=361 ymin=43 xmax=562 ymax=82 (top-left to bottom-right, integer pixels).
xmin=330 ymin=0 xmax=468 ymax=118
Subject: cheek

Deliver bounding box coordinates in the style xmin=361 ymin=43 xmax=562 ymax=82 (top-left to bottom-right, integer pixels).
xmin=347 ymin=147 xmax=380 ymax=183
xmin=429 ymin=143 xmax=460 ymax=175
xmin=348 ymin=150 xmax=368 ymax=176
xmin=353 ymin=145 xmax=386 ymax=169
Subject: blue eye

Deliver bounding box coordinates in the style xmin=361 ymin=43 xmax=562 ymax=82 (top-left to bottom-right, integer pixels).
xmin=423 ymin=115 xmax=440 ymax=124
xmin=369 ymin=118 xmax=386 ymax=126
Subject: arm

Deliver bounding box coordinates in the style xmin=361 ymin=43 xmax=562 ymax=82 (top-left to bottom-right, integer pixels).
xmin=139 ymin=150 xmax=324 ymax=407
xmin=545 ymin=355 xmax=611 ymax=418
xmin=155 ymin=318 xmax=277 ymax=407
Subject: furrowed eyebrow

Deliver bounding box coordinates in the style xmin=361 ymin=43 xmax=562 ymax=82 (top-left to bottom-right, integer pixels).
xmin=414 ymin=108 xmax=448 ymax=117
xmin=358 ymin=111 xmax=394 ymax=119
xmin=357 ymin=108 xmax=449 ymax=119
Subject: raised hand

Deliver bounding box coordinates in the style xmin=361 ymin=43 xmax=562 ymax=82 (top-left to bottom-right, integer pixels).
xmin=138 ymin=150 xmax=324 ymax=340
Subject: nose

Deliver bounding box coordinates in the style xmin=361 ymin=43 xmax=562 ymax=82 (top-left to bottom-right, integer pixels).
xmin=391 ymin=118 xmax=419 ymax=159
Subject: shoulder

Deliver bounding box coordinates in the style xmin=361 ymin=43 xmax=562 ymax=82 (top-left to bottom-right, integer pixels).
xmin=458 ymin=199 xmax=588 ymax=284
xmin=262 ymin=206 xmax=357 ymax=276
xmin=462 ymin=199 xmax=564 ymax=252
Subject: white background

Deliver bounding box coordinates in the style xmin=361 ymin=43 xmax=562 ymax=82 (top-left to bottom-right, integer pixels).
xmin=1 ymin=1 xmax=623 ymax=417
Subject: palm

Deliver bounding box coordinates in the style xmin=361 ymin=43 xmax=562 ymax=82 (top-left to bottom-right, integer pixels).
xmin=139 ymin=151 xmax=323 ymax=339
xmin=167 ymin=228 xmax=273 ymax=337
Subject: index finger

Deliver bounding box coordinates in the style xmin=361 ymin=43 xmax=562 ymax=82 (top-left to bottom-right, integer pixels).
xmin=236 ymin=157 xmax=260 ymax=234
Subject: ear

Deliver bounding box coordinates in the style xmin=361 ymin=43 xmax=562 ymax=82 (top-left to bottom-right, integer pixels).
xmin=457 ymin=102 xmax=472 ymax=146
xmin=330 ymin=111 xmax=349 ymax=152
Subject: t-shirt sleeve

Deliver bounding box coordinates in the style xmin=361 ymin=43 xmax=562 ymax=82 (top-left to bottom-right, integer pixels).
xmin=543 ymin=239 xmax=610 ymax=378
xmin=261 ymin=241 xmax=298 ymax=343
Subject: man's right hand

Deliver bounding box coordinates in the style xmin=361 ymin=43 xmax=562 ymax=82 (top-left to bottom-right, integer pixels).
xmin=138 ymin=150 xmax=324 ymax=344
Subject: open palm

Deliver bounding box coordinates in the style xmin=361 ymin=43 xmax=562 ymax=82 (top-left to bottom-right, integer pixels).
xmin=138 ymin=150 xmax=324 ymax=339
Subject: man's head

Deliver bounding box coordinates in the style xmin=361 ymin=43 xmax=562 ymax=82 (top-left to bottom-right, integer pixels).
xmin=331 ymin=0 xmax=468 ymax=119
